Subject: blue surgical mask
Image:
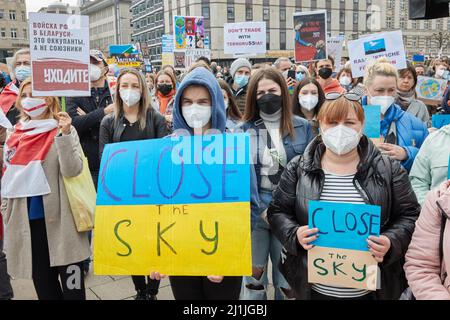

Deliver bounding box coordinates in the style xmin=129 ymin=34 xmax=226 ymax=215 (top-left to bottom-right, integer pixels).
xmin=15 ymin=65 xmax=31 ymax=82
xmin=234 ymin=75 xmax=249 ymax=88
xmin=296 ymin=72 xmax=305 ymax=82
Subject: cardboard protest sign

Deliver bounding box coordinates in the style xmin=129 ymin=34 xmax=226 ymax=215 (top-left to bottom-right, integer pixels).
xmin=162 ymin=34 xmax=174 ymax=53
xmin=327 ymin=36 xmax=345 ymax=71
xmin=224 ymin=22 xmax=266 ymax=55
xmin=413 ymin=55 xmax=425 ymax=63
xmin=308 ymin=200 xmax=381 ymax=290
xmin=363 ymin=105 xmax=381 ymax=144
xmin=94 ymin=133 xmax=252 ymax=276
xmin=348 ymin=30 xmax=407 ymax=78
xmin=29 ymin=13 xmax=90 ymax=97
xmin=432 ymin=115 xmax=450 ymax=129
xmin=293 ymin=10 xmax=327 ymax=63
xmin=109 ymin=44 xmax=142 ymax=68
xmin=416 ymin=76 xmax=447 ymax=102
xmin=174 ymin=16 xmax=205 ymax=50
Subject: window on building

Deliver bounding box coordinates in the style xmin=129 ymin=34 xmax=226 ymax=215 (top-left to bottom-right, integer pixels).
xmin=386 ymin=17 xmax=393 ymax=29
xmin=11 ymin=28 xmax=17 ymax=38
xmin=327 ymin=11 xmax=331 ymax=23
xmin=9 ymin=10 xmax=16 ymax=20
xmin=280 ymin=7 xmax=286 ymax=21
xmin=227 ymin=5 xmax=235 ymax=21
xmin=280 ymin=30 xmax=286 ymax=50
xmin=353 ymin=12 xmax=358 ymax=24
xmin=400 ymin=19 xmax=406 ymax=29
xmin=0 ymin=10 xmax=4 ymax=19
xmin=23 ymin=29 xmax=27 ymax=39
xmin=0 ymin=28 xmax=5 ymax=38
xmin=266 ymin=30 xmax=270 ymax=50
xmin=400 ymin=0 xmax=406 ymax=10
xmin=340 ymin=11 xmax=345 ymax=24
xmin=21 ymin=11 xmax=25 ymax=21
xmin=367 ymin=0 xmax=372 ymax=5
xmin=202 ymin=5 xmax=210 ymax=19
xmin=263 ymin=7 xmax=270 ymax=21
xmin=246 ymin=6 xmax=252 ymax=21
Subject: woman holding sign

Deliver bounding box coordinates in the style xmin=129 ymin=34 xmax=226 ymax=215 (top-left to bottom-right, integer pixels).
xmin=361 ymin=57 xmax=428 ymax=172
xmin=150 ymin=66 xmax=260 ymax=300
xmin=1 ymin=78 xmax=90 ymax=300
xmin=99 ymin=68 xmax=170 ymax=300
xmin=267 ymin=94 xmax=420 ymax=300
xmin=240 ymin=68 xmax=314 ymax=300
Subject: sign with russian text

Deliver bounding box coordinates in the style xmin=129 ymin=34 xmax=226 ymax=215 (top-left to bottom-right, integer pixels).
xmin=29 ymin=13 xmax=90 ymax=97
xmin=308 ymin=201 xmax=381 ymax=290
xmin=293 ymin=10 xmax=328 ymax=63
xmin=348 ymin=30 xmax=407 ymax=78
xmin=109 ymin=44 xmax=142 ymax=68
xmin=224 ymin=22 xmax=266 ymax=55
xmin=94 ymin=133 xmax=252 ymax=276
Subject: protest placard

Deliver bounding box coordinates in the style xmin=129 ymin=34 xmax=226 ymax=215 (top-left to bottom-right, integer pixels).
xmin=29 ymin=13 xmax=90 ymax=97
xmin=327 ymin=36 xmax=345 ymax=71
xmin=413 ymin=54 xmax=425 ymax=63
xmin=363 ymin=105 xmax=381 ymax=144
xmin=94 ymin=133 xmax=252 ymax=276
xmin=174 ymin=16 xmax=205 ymax=50
xmin=224 ymin=22 xmax=266 ymax=55
xmin=348 ymin=30 xmax=407 ymax=78
xmin=162 ymin=34 xmax=174 ymax=53
xmin=109 ymin=44 xmax=142 ymax=68
xmin=416 ymin=76 xmax=447 ymax=102
xmin=293 ymin=10 xmax=327 ymax=63
xmin=432 ymin=114 xmax=450 ymax=129
xmin=308 ymin=200 xmax=381 ymax=290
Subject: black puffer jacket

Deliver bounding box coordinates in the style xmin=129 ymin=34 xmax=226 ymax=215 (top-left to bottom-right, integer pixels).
xmin=267 ymin=135 xmax=420 ymax=300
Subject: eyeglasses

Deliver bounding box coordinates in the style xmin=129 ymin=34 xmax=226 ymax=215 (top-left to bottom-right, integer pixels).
xmin=325 ymin=92 xmax=361 ymax=102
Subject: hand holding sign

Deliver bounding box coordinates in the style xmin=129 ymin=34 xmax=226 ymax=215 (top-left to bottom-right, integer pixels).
xmin=57 ymin=112 xmax=72 ymax=135
xmin=296 ymin=226 xmax=319 ymax=250
xmin=150 ymin=271 xmax=167 ymax=281
xmin=367 ymin=235 xmax=391 ymax=263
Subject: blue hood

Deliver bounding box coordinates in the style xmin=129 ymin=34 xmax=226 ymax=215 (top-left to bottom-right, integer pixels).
xmin=172 ymin=67 xmax=226 ymax=134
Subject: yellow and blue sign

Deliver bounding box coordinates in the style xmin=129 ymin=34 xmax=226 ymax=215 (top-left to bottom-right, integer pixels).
xmin=94 ymin=133 xmax=252 ymax=276
xmin=308 ymin=201 xmax=381 ymax=290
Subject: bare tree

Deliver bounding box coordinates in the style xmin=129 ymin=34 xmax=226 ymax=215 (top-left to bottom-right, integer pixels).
xmin=431 ymin=31 xmax=450 ymax=53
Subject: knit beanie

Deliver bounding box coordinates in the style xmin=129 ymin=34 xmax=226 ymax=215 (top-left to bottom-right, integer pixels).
xmin=230 ymin=58 xmax=252 ymax=78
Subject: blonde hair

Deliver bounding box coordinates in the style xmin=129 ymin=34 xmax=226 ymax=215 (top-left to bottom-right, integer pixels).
xmin=363 ymin=57 xmax=398 ymax=88
xmin=16 ymin=78 xmax=61 ymax=121
xmin=114 ymin=68 xmax=149 ymax=131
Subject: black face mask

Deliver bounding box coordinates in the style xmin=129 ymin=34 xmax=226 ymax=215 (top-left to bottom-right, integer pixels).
xmin=257 ymin=93 xmax=283 ymax=115
xmin=318 ymin=67 xmax=333 ymax=79
xmin=158 ymin=84 xmax=173 ymax=95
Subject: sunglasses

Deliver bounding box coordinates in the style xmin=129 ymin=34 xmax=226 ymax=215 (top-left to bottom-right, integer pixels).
xmin=325 ymin=92 xmax=361 ymax=102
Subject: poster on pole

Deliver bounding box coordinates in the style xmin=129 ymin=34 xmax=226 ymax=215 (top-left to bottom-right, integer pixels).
xmin=327 ymin=35 xmax=345 ymax=71
xmin=174 ymin=16 xmax=205 ymax=50
xmin=29 ymin=13 xmax=90 ymax=97
xmin=94 ymin=133 xmax=252 ymax=276
xmin=348 ymin=30 xmax=407 ymax=78
xmin=109 ymin=44 xmax=142 ymax=69
xmin=224 ymin=22 xmax=266 ymax=55
xmin=293 ymin=10 xmax=327 ymax=63
xmin=308 ymin=201 xmax=381 ymax=291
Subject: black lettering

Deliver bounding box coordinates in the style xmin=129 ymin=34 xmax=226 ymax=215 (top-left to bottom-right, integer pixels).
xmin=351 ymin=263 xmax=367 ymax=282
xmin=345 ymin=212 xmax=357 ymax=231
xmin=332 ymin=210 xmax=345 ymax=233
xmin=199 ymin=220 xmax=219 ymax=255
xmin=114 ymin=220 xmax=132 ymax=257
xmin=157 ymin=222 xmax=177 ymax=256
xmin=313 ymin=258 xmax=328 ymax=276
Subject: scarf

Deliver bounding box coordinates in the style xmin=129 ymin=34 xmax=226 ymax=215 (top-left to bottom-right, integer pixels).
xmin=156 ymin=89 xmax=175 ymax=114
xmin=396 ymin=90 xmax=415 ymax=111
xmin=1 ymin=119 xmax=58 ymax=198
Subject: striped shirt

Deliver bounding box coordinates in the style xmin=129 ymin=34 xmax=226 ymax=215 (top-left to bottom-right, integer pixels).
xmin=311 ymin=171 xmax=371 ymax=299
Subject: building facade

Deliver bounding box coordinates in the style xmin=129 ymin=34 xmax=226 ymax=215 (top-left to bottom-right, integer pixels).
xmin=130 ymin=0 xmax=164 ymax=68
xmin=383 ymin=0 xmax=450 ymax=57
xmin=163 ymin=0 xmax=383 ymax=62
xmin=81 ymin=0 xmax=133 ymax=55
xmin=0 ymin=0 xmax=28 ymax=62
xmin=38 ymin=1 xmax=81 ymax=15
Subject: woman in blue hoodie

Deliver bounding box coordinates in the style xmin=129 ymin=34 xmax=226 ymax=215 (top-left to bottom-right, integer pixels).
xmin=362 ymin=58 xmax=428 ymax=172
xmin=240 ymin=68 xmax=314 ymax=300
xmin=149 ymin=66 xmax=259 ymax=300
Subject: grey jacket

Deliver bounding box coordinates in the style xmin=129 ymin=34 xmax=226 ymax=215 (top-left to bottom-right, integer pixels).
xmin=405 ymin=99 xmax=431 ymax=127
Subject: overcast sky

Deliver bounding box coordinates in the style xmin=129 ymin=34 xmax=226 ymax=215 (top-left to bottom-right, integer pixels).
xmin=25 ymin=0 xmax=79 ymax=14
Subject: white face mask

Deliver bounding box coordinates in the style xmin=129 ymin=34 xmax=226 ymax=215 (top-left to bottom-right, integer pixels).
xmin=339 ymin=76 xmax=352 ymax=86
xmin=299 ymin=94 xmax=319 ymax=111
xmin=322 ymin=125 xmax=362 ymax=156
xmin=224 ymin=100 xmax=229 ymax=110
xmin=120 ymin=89 xmax=141 ymax=107
xmin=90 ymin=64 xmax=102 ymax=82
xmin=14 ymin=65 xmax=31 ymax=82
xmin=21 ymin=97 xmax=48 ymax=118
xmin=436 ymin=68 xmax=446 ymax=78
xmin=370 ymin=95 xmax=395 ymax=115
xmin=182 ymin=103 xmax=212 ymax=129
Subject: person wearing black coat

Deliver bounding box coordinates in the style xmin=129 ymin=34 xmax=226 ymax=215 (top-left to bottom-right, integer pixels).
xmin=267 ymin=95 xmax=420 ymax=300
xmin=66 ymin=50 xmax=113 ymax=188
